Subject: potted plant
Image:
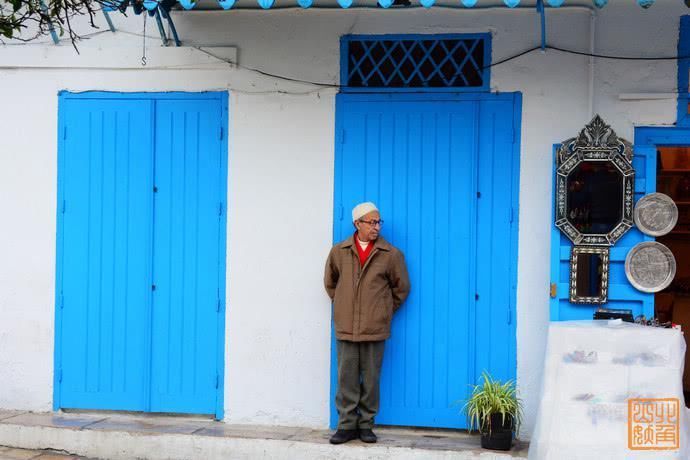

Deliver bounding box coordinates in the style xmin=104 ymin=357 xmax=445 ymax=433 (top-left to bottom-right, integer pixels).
xmin=462 ymin=372 xmax=523 ymax=451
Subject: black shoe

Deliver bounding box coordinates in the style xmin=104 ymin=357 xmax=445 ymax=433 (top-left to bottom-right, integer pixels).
xmin=329 ymin=429 xmax=359 ymax=444
xmin=359 ymin=428 xmax=377 ymax=443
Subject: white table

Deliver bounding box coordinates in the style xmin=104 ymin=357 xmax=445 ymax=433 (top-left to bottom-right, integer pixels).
xmin=528 ymin=320 xmax=690 ymax=459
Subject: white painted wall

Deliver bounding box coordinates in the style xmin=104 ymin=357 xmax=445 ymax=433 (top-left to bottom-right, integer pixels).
xmin=0 ymin=1 xmax=685 ymax=438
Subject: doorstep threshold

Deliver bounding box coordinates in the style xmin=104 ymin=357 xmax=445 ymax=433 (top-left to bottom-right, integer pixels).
xmin=0 ymin=410 xmax=528 ymax=459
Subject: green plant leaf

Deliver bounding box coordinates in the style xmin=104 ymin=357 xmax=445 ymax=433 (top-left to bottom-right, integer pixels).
xmin=459 ymin=371 xmax=524 ymax=436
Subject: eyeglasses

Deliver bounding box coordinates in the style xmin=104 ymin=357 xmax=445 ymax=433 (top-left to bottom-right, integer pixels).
xmin=359 ymin=219 xmax=384 ymax=227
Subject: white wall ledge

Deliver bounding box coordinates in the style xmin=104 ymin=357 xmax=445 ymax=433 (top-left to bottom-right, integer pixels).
xmin=0 ymin=46 xmax=236 ymax=70
xmin=618 ymin=93 xmax=678 ymax=101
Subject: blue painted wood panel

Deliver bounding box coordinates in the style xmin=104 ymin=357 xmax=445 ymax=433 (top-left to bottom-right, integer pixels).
xmin=474 ymin=98 xmax=519 ymax=385
xmin=57 ymin=99 xmax=154 ymax=410
xmin=150 ymin=100 xmax=223 ymax=414
xmin=549 ymin=144 xmax=655 ymax=320
xmin=56 ymin=92 xmax=227 ymax=416
xmin=332 ymin=93 xmax=520 ymax=429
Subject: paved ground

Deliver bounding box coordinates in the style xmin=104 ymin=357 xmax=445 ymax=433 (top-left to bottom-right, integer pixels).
xmin=0 ymin=446 xmax=95 ymax=460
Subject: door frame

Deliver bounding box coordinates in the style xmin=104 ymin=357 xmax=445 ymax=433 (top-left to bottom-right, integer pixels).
xmin=635 ymin=125 xmax=690 ymax=150
xmin=329 ymin=91 xmax=521 ymax=428
xmin=633 ymin=124 xmax=690 ymax=318
xmin=53 ymin=91 xmax=229 ymax=420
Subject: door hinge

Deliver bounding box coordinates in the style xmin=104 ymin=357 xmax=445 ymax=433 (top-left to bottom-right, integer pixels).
xmin=61 ymin=200 xmax=66 ymax=214
xmin=475 ymin=293 xmax=479 ymax=301
xmin=153 ymin=186 xmax=158 ymax=193
xmin=215 ymin=374 xmax=220 ymax=389
xmin=58 ymin=369 xmax=63 ymax=383
xmin=339 ymin=205 xmax=344 ymax=221
xmin=550 ymin=283 xmax=557 ymax=298
xmin=217 ymin=298 xmax=221 ymax=313
xmin=218 ymin=202 xmax=224 ymax=217
xmin=340 ymin=129 xmax=346 ymax=144
xmin=509 ymin=207 xmax=514 ymax=223
xmin=507 ymin=304 xmax=512 ymax=324
xmin=63 ymin=126 xmax=67 ymax=140
xmin=477 ymin=191 xmax=481 ymax=199
xmin=219 ymin=126 xmax=224 ymax=140
xmin=59 ymin=293 xmax=64 ymax=310
xmin=152 ymin=284 xmax=156 ymax=291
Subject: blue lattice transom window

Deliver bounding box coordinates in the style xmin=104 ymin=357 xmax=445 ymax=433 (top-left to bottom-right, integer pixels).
xmin=340 ymin=34 xmax=491 ymax=92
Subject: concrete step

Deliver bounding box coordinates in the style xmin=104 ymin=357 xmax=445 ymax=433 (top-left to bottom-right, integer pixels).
xmin=0 ymin=411 xmax=528 ymax=460
xmin=0 ymin=445 xmax=93 ymax=460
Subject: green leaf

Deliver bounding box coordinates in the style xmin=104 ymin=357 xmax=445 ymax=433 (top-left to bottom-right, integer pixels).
xmin=459 ymin=371 xmax=524 ymax=436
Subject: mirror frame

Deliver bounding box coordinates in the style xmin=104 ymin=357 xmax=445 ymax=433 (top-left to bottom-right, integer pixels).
xmin=555 ymin=115 xmax=635 ymax=246
xmin=570 ymin=246 xmax=610 ymax=304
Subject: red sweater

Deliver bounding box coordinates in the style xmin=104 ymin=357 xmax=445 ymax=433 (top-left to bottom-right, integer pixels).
xmin=354 ymin=233 xmax=375 ymax=267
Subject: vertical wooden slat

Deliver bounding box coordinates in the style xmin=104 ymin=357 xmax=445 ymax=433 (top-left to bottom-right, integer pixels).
xmin=404 ymin=111 xmax=422 ymax=411
xmin=378 ymin=111 xmax=394 ymax=409
xmin=59 ymin=99 xmax=152 ymax=411
xmin=150 ymin=99 xmax=222 ymax=414
xmin=476 ymin=100 xmax=515 ymax=384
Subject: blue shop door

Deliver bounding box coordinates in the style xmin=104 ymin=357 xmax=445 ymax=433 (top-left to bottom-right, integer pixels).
xmin=549 ymin=144 xmax=655 ymax=320
xmin=331 ymin=93 xmax=520 ymax=429
xmin=150 ymin=100 xmax=224 ymax=414
xmin=57 ymin=99 xmax=153 ymax=411
xmin=56 ymin=94 xmax=226 ymax=415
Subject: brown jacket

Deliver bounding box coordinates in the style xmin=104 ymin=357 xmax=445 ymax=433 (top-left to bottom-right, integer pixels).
xmin=324 ymin=235 xmax=411 ymax=341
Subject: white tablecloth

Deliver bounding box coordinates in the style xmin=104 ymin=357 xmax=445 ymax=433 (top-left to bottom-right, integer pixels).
xmin=528 ymin=320 xmax=690 ymax=460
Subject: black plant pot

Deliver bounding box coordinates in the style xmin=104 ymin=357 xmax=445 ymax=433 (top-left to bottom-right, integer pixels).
xmin=480 ymin=413 xmax=514 ymax=451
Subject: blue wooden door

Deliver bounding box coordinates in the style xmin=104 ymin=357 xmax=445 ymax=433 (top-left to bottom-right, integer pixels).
xmin=56 ymin=93 xmax=227 ymax=416
xmin=150 ymin=100 xmax=224 ymax=414
xmin=57 ymin=99 xmax=154 ymax=411
xmin=549 ymin=144 xmax=655 ymax=320
xmin=332 ymin=93 xmax=520 ymax=429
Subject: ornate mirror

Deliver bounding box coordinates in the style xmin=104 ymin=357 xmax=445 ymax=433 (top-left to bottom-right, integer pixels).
xmin=570 ymin=246 xmax=609 ymax=304
xmin=555 ymin=115 xmax=635 ymax=246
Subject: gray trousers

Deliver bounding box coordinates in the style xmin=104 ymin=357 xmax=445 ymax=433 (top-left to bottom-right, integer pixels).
xmin=335 ymin=340 xmax=385 ymax=430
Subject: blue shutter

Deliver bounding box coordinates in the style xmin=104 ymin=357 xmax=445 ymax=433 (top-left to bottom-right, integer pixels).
xmin=56 ymin=99 xmax=153 ymax=410
xmin=331 ymin=93 xmax=519 ymax=429
xmin=474 ymin=97 xmax=519 ymax=384
xmin=549 ymin=145 xmax=655 ymax=320
xmin=150 ymin=99 xmax=224 ymax=414
xmin=56 ymin=93 xmax=227 ymax=417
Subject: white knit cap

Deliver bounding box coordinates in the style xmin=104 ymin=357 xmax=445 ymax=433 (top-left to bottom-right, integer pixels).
xmin=352 ymin=202 xmax=379 ymax=222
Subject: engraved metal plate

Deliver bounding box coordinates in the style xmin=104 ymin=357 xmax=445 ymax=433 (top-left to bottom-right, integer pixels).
xmin=625 ymin=242 xmax=677 ymax=293
xmin=634 ymin=193 xmax=678 ymax=237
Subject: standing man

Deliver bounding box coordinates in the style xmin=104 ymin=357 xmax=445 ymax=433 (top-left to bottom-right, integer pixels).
xmin=324 ymin=202 xmax=411 ymax=445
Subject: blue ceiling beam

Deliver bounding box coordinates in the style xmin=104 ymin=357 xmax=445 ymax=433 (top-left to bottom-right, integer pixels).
xmin=108 ymin=0 xmax=655 ymax=16
xmin=39 ymin=0 xmax=60 ymax=44
xmin=536 ymin=0 xmax=546 ymax=51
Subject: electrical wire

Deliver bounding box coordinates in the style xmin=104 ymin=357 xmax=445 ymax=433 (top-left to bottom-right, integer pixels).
xmin=7 ymin=30 xmax=690 ymax=92
xmin=486 ymin=45 xmax=542 ymax=69
xmin=486 ymin=44 xmax=690 ymax=69
xmin=235 ymin=61 xmax=338 ymax=87
xmin=0 ymin=29 xmax=113 ymax=46
xmin=200 ymin=43 xmax=690 ymax=88
xmin=547 ymin=45 xmax=690 ymax=61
